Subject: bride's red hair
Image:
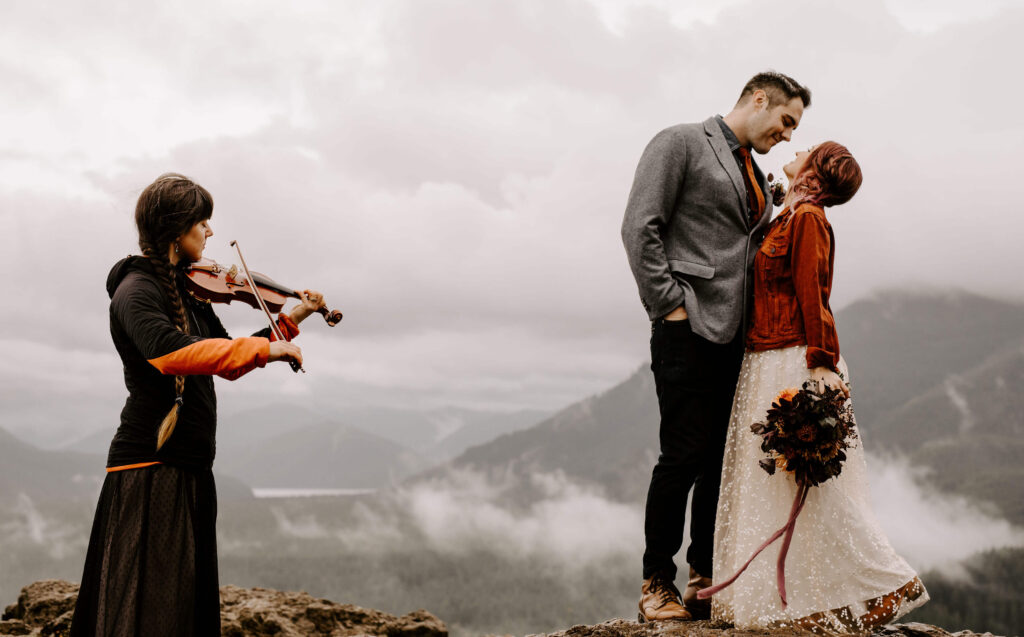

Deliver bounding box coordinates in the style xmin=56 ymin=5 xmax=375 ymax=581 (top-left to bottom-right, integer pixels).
xmin=789 ymin=141 xmax=863 ymax=208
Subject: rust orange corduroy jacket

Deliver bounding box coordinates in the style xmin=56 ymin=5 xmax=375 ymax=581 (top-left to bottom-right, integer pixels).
xmin=746 ymin=203 xmax=840 ymax=372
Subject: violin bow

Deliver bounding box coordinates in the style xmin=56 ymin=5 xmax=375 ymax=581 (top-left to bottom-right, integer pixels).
xmin=230 ymin=240 xmax=304 ymax=374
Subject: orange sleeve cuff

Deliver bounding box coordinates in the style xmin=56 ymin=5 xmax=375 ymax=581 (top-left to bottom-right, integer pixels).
xmin=148 ymin=337 xmax=270 ymax=380
xmin=806 ymin=346 xmax=840 ymax=373
xmin=271 ymin=314 xmax=300 ymax=342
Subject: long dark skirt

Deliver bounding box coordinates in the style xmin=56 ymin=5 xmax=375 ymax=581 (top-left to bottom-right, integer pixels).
xmin=70 ymin=464 xmax=220 ymax=637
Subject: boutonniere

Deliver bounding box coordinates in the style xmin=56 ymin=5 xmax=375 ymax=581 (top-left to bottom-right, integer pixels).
xmin=766 ymin=173 xmax=786 ymax=207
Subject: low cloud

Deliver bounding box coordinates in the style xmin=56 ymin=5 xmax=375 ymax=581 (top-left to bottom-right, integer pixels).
xmin=867 ymin=455 xmax=1024 ymax=571
xmin=265 ymin=459 xmax=1023 ymax=574
xmin=0 ymin=494 xmax=87 ymax=561
xmin=267 ymin=469 xmax=644 ymax=568
xmin=399 ymin=469 xmax=642 ymax=565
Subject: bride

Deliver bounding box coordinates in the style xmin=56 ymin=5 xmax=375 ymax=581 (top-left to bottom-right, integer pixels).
xmin=708 ymin=142 xmax=929 ymax=632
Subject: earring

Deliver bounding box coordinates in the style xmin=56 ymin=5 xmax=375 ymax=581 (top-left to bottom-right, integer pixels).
xmin=174 ymin=243 xmax=180 ymax=254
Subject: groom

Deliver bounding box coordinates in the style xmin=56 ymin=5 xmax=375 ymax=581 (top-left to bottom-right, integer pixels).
xmin=621 ymin=71 xmax=811 ymax=622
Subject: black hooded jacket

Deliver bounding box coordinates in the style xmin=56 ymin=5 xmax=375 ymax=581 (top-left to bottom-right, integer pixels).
xmin=104 ymin=256 xmax=298 ymax=471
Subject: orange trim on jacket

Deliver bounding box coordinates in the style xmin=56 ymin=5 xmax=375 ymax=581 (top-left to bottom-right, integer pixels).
xmin=106 ymin=461 xmax=162 ymax=473
xmin=746 ymin=203 xmax=840 ymax=371
xmin=271 ymin=314 xmax=300 ymax=342
xmin=147 ymin=336 xmax=270 ymax=380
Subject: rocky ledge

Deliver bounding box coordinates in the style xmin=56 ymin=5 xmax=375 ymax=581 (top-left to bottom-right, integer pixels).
xmin=0 ymin=580 xmax=447 ymax=637
xmin=1 ymin=581 xmax=1004 ymax=637
xmin=532 ymin=618 xmax=1002 ymax=637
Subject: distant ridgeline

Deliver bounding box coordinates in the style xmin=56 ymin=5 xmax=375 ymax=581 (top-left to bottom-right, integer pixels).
xmin=5 ymin=289 xmax=1020 ymax=517
xmin=837 ymin=291 xmax=1024 ymax=527
xmin=448 ymin=290 xmax=1024 ymax=524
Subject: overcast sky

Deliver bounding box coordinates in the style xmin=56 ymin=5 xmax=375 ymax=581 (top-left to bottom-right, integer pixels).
xmin=2 ymin=0 xmax=1022 ymax=435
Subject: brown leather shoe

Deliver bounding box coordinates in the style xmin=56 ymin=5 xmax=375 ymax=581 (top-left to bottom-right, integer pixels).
xmin=682 ymin=566 xmax=712 ymax=619
xmin=638 ymin=574 xmax=692 ymax=622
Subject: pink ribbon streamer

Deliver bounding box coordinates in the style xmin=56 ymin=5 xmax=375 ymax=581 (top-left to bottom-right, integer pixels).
xmin=698 ymin=483 xmax=809 ymax=608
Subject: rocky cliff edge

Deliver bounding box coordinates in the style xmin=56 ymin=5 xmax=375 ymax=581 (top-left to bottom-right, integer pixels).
xmin=0 ymin=581 xmax=1005 ymax=637
xmin=0 ymin=580 xmax=447 ymax=637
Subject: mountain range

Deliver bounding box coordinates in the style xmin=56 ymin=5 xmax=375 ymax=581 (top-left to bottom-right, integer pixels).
xmin=5 ymin=289 xmax=1021 ymax=513
xmin=0 ymin=428 xmax=100 ymax=504
xmin=440 ymin=290 xmax=1024 ymax=523
xmin=45 ymin=403 xmax=547 ymax=490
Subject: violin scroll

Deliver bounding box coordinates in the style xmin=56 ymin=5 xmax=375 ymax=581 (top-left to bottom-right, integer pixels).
xmin=321 ymin=308 xmax=344 ymax=326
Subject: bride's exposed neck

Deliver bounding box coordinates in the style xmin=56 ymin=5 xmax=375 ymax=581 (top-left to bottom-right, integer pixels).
xmin=782 ymin=190 xmax=797 ymax=210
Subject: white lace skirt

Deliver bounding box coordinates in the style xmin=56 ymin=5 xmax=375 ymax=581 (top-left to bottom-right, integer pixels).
xmin=711 ymin=346 xmax=928 ymax=631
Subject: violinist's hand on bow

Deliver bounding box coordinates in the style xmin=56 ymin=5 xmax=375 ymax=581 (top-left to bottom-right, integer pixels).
xmin=810 ymin=366 xmax=850 ymax=398
xmin=289 ymin=289 xmax=328 ymax=325
xmin=268 ymin=341 xmax=303 ymax=367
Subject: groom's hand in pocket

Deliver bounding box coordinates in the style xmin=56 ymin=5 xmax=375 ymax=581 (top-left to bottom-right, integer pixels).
xmin=663 ymin=306 xmax=689 ymax=321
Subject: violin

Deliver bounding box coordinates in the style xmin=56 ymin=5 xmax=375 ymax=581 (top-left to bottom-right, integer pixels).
xmin=184 ymin=258 xmax=343 ymax=326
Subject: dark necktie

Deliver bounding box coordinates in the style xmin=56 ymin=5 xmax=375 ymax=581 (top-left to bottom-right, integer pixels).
xmin=738 ymin=147 xmax=765 ymax=226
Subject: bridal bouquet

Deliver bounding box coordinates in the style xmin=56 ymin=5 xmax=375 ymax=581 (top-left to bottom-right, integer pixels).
xmin=753 ymin=381 xmax=857 ymax=487
xmin=699 ymin=381 xmax=857 ymax=608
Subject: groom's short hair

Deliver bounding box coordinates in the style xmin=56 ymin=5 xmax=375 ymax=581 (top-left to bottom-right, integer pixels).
xmin=738 ymin=71 xmax=812 ymax=108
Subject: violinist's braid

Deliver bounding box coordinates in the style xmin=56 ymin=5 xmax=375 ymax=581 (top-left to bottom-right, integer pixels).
xmin=135 ymin=173 xmax=213 ymax=451
xmin=145 ymin=246 xmax=190 ymax=450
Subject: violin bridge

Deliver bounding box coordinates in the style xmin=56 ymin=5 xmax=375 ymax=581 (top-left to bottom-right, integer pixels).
xmin=227 ymin=264 xmax=239 ymax=281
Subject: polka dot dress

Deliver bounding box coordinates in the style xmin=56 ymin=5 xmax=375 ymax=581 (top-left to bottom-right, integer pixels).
xmin=711 ymin=346 xmax=928 ymax=633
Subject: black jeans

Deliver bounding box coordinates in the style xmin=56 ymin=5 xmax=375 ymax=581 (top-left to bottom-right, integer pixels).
xmin=643 ymin=317 xmax=743 ymax=581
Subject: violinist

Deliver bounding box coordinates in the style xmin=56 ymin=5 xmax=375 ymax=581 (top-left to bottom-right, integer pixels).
xmin=70 ymin=173 xmax=325 ymax=637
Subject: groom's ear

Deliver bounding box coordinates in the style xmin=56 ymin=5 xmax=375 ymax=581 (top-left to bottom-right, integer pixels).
xmin=752 ymin=89 xmax=770 ymax=110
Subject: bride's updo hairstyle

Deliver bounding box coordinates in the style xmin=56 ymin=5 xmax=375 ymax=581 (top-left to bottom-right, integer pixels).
xmin=790 ymin=141 xmax=863 ymax=208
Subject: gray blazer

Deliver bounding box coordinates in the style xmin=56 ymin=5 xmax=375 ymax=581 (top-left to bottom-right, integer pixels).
xmin=621 ymin=116 xmax=772 ymax=344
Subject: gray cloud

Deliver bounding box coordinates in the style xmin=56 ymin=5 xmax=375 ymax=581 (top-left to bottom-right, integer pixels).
xmin=2 ymin=0 xmax=1023 ymax=425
